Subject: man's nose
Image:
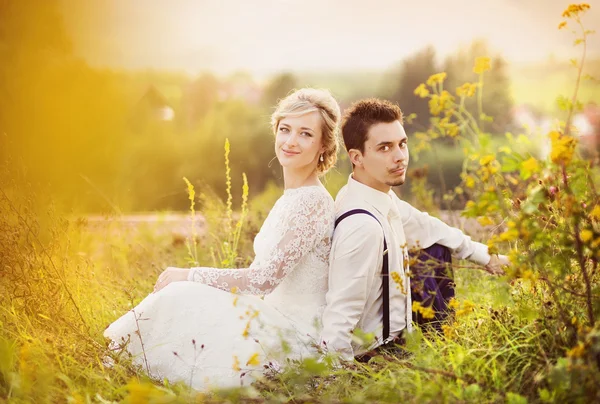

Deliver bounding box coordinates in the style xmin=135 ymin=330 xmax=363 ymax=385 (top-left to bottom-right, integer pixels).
xmin=392 ymin=146 xmax=407 ymax=162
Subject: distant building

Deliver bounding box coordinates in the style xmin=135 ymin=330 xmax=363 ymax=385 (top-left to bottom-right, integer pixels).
xmin=510 ymin=103 xmax=599 ymax=160
xmin=135 ymin=85 xmax=175 ymax=122
xmin=510 ymin=104 xmax=557 ymax=160
xmin=572 ymin=103 xmax=600 ymax=155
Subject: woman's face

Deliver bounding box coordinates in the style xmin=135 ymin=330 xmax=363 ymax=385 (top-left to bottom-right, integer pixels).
xmin=275 ymin=110 xmax=324 ymax=172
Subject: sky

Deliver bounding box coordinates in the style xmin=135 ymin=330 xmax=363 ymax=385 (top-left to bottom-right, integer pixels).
xmin=62 ymin=0 xmax=600 ymax=76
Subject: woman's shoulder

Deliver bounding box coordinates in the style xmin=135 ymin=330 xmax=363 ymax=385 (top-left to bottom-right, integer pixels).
xmin=283 ymin=185 xmax=334 ymax=212
xmin=284 ymin=185 xmax=333 ymax=203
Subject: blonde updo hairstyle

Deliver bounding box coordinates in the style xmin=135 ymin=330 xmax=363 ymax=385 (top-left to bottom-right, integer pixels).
xmin=270 ymin=88 xmax=341 ymax=175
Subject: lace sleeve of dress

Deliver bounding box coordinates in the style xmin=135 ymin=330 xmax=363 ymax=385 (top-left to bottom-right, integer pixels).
xmin=188 ymin=189 xmax=332 ymax=294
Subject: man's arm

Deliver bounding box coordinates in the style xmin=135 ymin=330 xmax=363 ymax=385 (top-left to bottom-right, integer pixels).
xmin=320 ymin=216 xmax=383 ymax=361
xmin=395 ymin=198 xmax=491 ymax=266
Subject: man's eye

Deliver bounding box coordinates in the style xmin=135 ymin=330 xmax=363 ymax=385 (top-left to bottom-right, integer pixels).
xmin=400 ymin=142 xmax=408 ymax=149
xmin=381 ymin=145 xmax=390 ymax=151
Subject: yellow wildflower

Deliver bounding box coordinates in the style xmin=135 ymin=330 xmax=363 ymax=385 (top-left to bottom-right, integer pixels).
xmin=429 ymin=95 xmax=442 ymax=116
xmin=391 ymin=271 xmax=406 ymax=294
xmin=439 ymin=90 xmax=454 ymax=104
xmin=426 ymin=72 xmax=447 ymax=86
xmin=420 ymin=306 xmax=436 ymax=320
xmin=558 ymin=21 xmax=567 ymax=29
xmin=521 ymin=157 xmax=540 ymax=173
xmin=562 ymin=3 xmax=590 ymax=18
xmin=549 ymin=131 xmax=577 ymax=165
xmin=448 ymin=298 xmax=460 ymax=309
xmin=440 ymin=117 xmax=460 ymax=138
xmin=473 ymin=57 xmax=491 ymax=74
xmin=232 ymin=355 xmax=241 ymax=371
xmin=246 ymin=352 xmax=260 ymax=366
xmin=479 ymin=154 xmax=495 ymax=166
xmin=499 ymin=228 xmax=519 ymax=242
xmin=566 ymin=342 xmax=586 ymax=358
xmin=580 ymin=229 xmax=593 ymax=243
xmin=183 ymin=177 xmax=196 ymax=205
xmin=521 ymin=270 xmax=536 ymax=281
xmin=429 ymin=90 xmax=455 ymax=116
xmin=414 ymin=83 xmax=429 ymax=98
xmin=242 ymin=322 xmax=250 ymax=338
xmin=456 ymin=82 xmax=477 ymax=98
xmin=465 ymin=176 xmax=475 ymax=188
xmin=477 ymin=216 xmax=495 ymax=226
xmin=412 ymin=301 xmax=435 ymax=319
xmin=589 ymin=205 xmax=600 ymax=221
xmin=442 ymin=324 xmax=455 ymax=339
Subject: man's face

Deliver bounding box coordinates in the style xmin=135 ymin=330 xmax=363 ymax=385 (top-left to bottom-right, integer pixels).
xmin=350 ymin=120 xmax=409 ymax=192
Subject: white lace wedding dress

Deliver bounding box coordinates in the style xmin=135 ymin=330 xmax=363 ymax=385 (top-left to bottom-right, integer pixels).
xmin=104 ymin=185 xmax=334 ymax=391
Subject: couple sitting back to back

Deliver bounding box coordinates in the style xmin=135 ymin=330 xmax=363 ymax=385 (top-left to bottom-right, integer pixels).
xmin=105 ymin=88 xmax=508 ymax=390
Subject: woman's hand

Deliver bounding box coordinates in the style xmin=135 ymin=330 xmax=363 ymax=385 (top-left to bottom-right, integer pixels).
xmin=153 ymin=267 xmax=190 ymax=293
xmin=484 ymin=254 xmax=509 ymax=275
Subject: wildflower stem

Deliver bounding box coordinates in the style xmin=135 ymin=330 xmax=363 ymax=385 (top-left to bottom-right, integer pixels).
xmin=477 ymin=74 xmax=484 ymax=132
xmin=574 ymin=218 xmax=595 ymax=325
xmin=564 ymin=18 xmax=587 ymax=137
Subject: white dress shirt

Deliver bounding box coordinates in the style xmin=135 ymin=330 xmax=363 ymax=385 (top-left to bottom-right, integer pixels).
xmin=320 ymin=175 xmax=490 ymax=361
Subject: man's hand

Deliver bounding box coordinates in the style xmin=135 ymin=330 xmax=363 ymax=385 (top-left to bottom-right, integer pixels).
xmin=484 ymin=254 xmax=509 ymax=275
xmin=153 ymin=267 xmax=190 ymax=293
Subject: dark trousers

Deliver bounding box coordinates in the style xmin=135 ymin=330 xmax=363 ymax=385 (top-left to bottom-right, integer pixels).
xmin=355 ymin=244 xmax=454 ymax=362
xmin=410 ymin=244 xmax=454 ymax=331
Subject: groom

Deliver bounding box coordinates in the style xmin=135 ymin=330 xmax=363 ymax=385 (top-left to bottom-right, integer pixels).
xmin=320 ymin=98 xmax=507 ymax=362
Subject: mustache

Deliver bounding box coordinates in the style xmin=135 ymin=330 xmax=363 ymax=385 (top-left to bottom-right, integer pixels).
xmin=388 ymin=166 xmax=407 ymax=173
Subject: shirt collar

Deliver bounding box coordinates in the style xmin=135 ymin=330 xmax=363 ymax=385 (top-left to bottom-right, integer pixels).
xmin=346 ymin=174 xmax=395 ymax=217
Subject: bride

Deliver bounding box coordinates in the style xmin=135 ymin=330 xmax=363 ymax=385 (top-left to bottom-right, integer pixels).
xmin=104 ymin=88 xmax=341 ymax=390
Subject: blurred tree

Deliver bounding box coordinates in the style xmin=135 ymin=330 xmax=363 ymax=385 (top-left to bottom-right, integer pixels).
xmin=443 ymin=40 xmax=513 ymax=132
xmin=261 ymin=73 xmax=298 ymax=107
xmin=0 ymin=0 xmax=72 ymax=160
xmin=182 ymin=73 xmax=220 ymax=127
xmin=0 ymin=0 xmax=132 ymax=213
xmin=386 ymin=46 xmax=438 ymax=132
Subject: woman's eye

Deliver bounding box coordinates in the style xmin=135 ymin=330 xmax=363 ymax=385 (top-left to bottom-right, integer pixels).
xmin=301 ymin=131 xmax=313 ymax=137
xmin=279 ymin=127 xmax=289 ymax=133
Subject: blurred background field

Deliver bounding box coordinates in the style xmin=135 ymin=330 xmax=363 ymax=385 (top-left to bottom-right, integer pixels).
xmin=1 ymin=0 xmax=599 ymax=216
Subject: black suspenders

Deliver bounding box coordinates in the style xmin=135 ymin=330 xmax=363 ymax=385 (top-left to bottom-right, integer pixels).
xmin=334 ymin=209 xmax=390 ymax=342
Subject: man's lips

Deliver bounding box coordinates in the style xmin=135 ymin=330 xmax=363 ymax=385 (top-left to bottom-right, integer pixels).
xmin=390 ymin=167 xmax=407 ymax=175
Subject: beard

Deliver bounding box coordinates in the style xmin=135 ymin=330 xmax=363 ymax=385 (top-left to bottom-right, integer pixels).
xmin=386 ymin=178 xmax=406 ymax=187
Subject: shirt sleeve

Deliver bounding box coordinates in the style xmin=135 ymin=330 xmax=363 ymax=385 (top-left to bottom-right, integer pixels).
xmin=395 ymin=198 xmax=490 ymax=265
xmin=320 ymin=215 xmax=384 ymax=361
xmin=187 ymin=190 xmax=332 ymax=294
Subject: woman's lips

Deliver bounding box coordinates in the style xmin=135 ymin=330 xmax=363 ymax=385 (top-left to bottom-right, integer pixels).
xmin=282 ymin=149 xmax=300 ymax=156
